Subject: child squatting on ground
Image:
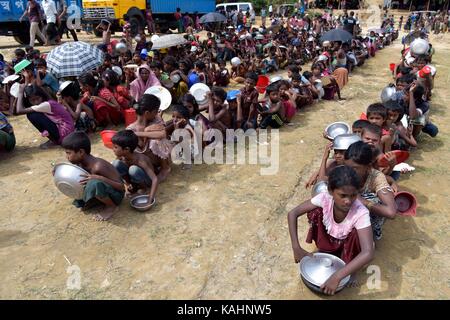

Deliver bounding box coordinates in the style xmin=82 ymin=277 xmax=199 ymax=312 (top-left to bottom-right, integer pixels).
xmin=288 ymin=165 xmax=375 ymax=295
xmin=58 ymin=131 xmax=125 ymax=221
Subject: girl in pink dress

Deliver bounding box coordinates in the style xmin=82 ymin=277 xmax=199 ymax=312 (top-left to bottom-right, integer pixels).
xmin=288 ymin=165 xmax=375 ymax=295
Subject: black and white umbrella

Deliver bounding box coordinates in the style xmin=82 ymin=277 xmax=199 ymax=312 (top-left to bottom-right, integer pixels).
xmin=199 ymin=12 xmax=227 ymax=24
xmin=46 ymin=41 xmax=104 ymax=78
xmin=320 ymin=29 xmax=353 ymax=43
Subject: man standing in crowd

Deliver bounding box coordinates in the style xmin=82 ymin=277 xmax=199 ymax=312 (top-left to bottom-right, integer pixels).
xmin=343 ymin=11 xmax=358 ymax=36
xmin=175 ymin=7 xmax=183 ymax=33
xmin=42 ymin=0 xmax=58 ymax=45
xmin=261 ymin=6 xmax=267 ymax=28
xmin=19 ymin=0 xmax=47 ymax=47
xmin=57 ymin=0 xmax=79 ymax=42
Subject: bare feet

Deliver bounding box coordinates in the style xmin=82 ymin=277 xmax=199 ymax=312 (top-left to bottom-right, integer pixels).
xmin=93 ymin=206 xmax=118 ymax=221
xmin=39 ymin=140 xmax=58 ymax=149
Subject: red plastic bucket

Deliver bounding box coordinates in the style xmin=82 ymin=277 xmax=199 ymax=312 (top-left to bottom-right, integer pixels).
xmin=100 ymin=130 xmax=117 ymax=149
xmin=395 ymin=191 xmax=418 ymax=217
xmin=123 ymin=108 xmax=137 ymax=127
xmin=256 ymin=75 xmax=270 ymax=94
xmin=389 ymin=63 xmax=396 ymax=72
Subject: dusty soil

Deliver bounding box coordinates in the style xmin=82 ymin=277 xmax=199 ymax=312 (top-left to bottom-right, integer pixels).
xmin=0 ymin=30 xmax=449 ymax=299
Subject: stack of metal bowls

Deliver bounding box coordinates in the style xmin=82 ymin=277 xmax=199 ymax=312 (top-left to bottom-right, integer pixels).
xmin=324 ymin=122 xmax=351 ymax=140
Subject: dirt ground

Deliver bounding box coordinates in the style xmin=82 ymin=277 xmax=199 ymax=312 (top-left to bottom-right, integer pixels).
xmin=0 ymin=29 xmax=449 ymax=299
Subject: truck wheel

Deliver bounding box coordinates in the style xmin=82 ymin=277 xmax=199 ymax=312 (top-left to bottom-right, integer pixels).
xmin=13 ymin=28 xmax=34 ymax=45
xmin=14 ymin=35 xmax=28 ymax=45
xmin=129 ymin=16 xmax=144 ymax=37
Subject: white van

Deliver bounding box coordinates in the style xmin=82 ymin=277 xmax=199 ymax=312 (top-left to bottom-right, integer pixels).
xmin=216 ymin=2 xmax=254 ymax=15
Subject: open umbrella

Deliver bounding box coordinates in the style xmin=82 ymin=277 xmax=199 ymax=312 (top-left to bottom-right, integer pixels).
xmin=199 ymin=12 xmax=227 ymax=24
xmin=150 ymin=34 xmax=188 ymax=50
xmin=46 ymin=41 xmax=104 ymax=78
xmin=320 ymin=29 xmax=353 ymax=43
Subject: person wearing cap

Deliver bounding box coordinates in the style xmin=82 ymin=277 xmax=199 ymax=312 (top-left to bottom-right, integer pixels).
xmin=224 ymin=90 xmax=243 ymax=130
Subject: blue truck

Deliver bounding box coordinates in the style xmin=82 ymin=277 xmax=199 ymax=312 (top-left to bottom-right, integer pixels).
xmin=82 ymin=0 xmax=216 ymax=36
xmin=0 ymin=0 xmax=83 ymax=45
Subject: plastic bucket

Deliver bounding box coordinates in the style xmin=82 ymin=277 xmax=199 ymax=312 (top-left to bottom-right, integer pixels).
xmin=389 ymin=63 xmax=396 ymax=72
xmin=256 ymin=75 xmax=270 ymax=94
xmin=100 ymin=130 xmax=117 ymax=149
xmin=395 ymin=191 xmax=418 ymax=217
xmin=123 ymin=108 xmax=137 ymax=127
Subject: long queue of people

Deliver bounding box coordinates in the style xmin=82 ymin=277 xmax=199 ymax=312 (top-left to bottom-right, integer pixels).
xmin=288 ymin=33 xmax=438 ymax=294
xmin=0 ymin=10 xmax=400 ymax=222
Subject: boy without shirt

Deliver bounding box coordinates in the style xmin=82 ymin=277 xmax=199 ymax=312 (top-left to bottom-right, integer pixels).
xmin=59 ymin=131 xmax=124 ymax=221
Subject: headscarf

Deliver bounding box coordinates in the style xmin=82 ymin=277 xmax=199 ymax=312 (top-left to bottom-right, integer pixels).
xmin=129 ymin=64 xmax=160 ymax=102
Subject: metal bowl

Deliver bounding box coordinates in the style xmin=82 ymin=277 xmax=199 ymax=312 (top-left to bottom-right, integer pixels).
xmin=333 ymin=134 xmax=361 ymax=151
xmin=380 ymin=85 xmax=397 ymax=103
xmin=130 ymin=195 xmax=155 ymax=212
xmin=311 ymin=181 xmax=328 ymax=198
xmin=325 ymin=122 xmax=351 ymax=140
xmin=299 ymin=252 xmax=350 ymax=294
xmin=270 ymin=75 xmax=283 ymax=84
xmin=53 ymin=163 xmax=89 ymax=199
xmin=410 ymin=38 xmax=429 ymax=55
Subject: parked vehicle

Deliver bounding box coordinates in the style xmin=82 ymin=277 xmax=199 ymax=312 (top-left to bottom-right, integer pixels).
xmin=82 ymin=0 xmax=216 ymax=36
xmin=0 ymin=0 xmax=82 ymax=45
xmin=215 ymin=2 xmax=253 ymax=15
